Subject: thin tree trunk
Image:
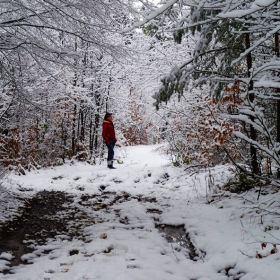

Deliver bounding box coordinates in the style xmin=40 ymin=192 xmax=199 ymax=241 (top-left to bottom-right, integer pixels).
xmin=80 ymin=108 xmax=85 ymax=141
xmin=71 ymin=102 xmax=77 ymax=156
xmin=89 ymin=116 xmax=93 ymax=156
xmin=93 ymin=95 xmax=101 ymax=157
xmin=94 ymin=113 xmax=100 ymax=150
xmin=245 ymin=33 xmax=259 ymax=175
xmin=71 ymin=40 xmax=78 ymax=157
xmin=275 ymin=32 xmax=280 ymax=177
xmin=61 ymin=117 xmax=66 ymax=163
xmin=105 ymin=76 xmax=112 ymax=112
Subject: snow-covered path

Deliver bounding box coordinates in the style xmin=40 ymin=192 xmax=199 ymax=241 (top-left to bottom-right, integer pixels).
xmin=1 ymin=145 xmax=280 ymax=280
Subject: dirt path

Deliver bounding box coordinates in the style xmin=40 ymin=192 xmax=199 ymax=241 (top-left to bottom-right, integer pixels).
xmin=0 ymin=189 xmax=201 ymax=274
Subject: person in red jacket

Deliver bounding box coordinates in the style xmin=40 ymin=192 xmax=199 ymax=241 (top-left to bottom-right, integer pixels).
xmin=102 ymin=112 xmax=117 ymax=169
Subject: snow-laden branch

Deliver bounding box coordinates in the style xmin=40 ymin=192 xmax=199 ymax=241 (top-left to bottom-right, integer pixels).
xmin=254 ymin=81 xmax=280 ymax=89
xmin=122 ymin=0 xmax=179 ymax=33
xmin=234 ymin=131 xmax=280 ymax=165
xmin=217 ymin=0 xmax=277 ymax=18
xmin=232 ymin=25 xmax=280 ymax=66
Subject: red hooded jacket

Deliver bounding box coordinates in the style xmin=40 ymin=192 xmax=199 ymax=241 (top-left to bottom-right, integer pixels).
xmin=102 ymin=120 xmax=117 ymax=144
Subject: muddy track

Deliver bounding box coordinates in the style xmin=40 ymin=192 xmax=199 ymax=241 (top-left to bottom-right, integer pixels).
xmin=0 ymin=190 xmax=73 ymax=272
xmin=0 ymin=190 xmax=146 ymax=273
xmin=0 ymin=189 xmax=203 ymax=274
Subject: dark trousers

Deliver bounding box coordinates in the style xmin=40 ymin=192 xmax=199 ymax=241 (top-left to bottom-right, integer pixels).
xmin=105 ymin=141 xmax=115 ymax=161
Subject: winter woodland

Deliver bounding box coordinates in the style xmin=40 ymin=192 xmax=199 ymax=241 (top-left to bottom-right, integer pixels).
xmin=1 ymin=0 xmax=280 ymax=278
xmin=1 ymin=0 xmax=280 ymax=184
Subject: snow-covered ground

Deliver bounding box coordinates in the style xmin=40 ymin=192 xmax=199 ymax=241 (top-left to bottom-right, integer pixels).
xmin=1 ymin=144 xmax=280 ymax=280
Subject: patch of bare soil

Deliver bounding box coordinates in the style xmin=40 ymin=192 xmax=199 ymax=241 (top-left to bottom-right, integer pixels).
xmin=0 ymin=190 xmax=74 ymax=273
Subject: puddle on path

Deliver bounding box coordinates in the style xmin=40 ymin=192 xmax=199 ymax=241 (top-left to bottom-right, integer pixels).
xmin=155 ymin=224 xmax=201 ymax=261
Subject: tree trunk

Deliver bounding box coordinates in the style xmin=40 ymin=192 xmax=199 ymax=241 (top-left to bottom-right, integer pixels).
xmin=71 ymin=41 xmax=78 ymax=156
xmin=245 ymin=33 xmax=259 ymax=175
xmin=89 ymin=116 xmax=94 ymax=156
xmin=93 ymin=92 xmax=101 ymax=159
xmin=275 ymin=32 xmax=280 ymax=177
xmin=71 ymin=102 xmax=77 ymax=156
xmin=94 ymin=113 xmax=100 ymax=150
xmin=80 ymin=108 xmax=85 ymax=141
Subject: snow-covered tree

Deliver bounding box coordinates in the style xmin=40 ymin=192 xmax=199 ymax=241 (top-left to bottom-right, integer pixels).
xmin=135 ymin=0 xmax=280 ymax=181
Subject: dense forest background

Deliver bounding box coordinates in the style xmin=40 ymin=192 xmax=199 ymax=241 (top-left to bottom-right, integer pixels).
xmin=1 ymin=0 xmax=280 ymax=187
